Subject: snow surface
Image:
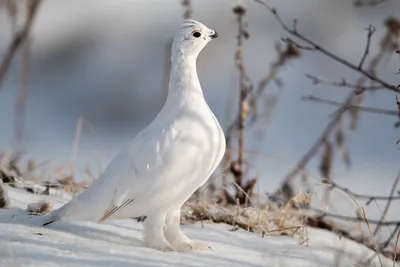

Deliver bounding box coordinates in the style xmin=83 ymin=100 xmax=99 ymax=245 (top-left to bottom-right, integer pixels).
xmin=0 ymin=186 xmax=397 ymax=267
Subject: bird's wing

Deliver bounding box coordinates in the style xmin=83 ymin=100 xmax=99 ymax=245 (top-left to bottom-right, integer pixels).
xmin=98 ymin=198 xmax=134 ymax=223
xmin=96 ymin=112 xmax=204 ymax=222
xmin=95 ymin=121 xmax=177 ymax=222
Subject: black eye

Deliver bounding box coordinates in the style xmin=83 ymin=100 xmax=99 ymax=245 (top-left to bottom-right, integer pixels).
xmin=192 ymin=32 xmax=201 ymax=38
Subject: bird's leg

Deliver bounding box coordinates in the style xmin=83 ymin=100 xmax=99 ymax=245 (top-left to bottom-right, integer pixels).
xmin=143 ymin=212 xmax=173 ymax=252
xmin=164 ymin=206 xmax=212 ymax=251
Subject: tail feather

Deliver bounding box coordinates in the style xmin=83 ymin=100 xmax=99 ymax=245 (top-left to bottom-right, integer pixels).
xmin=40 ymin=202 xmax=70 ymax=226
xmin=42 ymin=218 xmax=57 ymax=226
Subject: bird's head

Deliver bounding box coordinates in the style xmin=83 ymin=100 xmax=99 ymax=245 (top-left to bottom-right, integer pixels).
xmin=172 ymin=19 xmax=218 ymax=58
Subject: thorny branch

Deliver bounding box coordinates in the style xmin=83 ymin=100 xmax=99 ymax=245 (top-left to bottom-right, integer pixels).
xmin=0 ymin=0 xmax=41 ymax=91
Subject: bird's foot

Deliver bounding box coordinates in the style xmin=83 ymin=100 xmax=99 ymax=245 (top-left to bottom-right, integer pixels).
xmin=172 ymin=241 xmax=213 ymax=252
xmin=145 ymin=240 xmax=174 ymax=252
xmin=173 ymin=242 xmax=193 ymax=252
xmin=189 ymin=241 xmax=213 ymax=251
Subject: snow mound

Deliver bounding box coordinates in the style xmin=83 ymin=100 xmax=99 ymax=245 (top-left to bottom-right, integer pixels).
xmin=0 ymin=185 xmax=397 ymax=267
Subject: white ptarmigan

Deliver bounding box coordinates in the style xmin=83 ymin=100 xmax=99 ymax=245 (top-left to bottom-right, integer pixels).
xmin=41 ymin=19 xmax=226 ymax=252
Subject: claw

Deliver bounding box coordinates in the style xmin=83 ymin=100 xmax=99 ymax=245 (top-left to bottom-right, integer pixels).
xmin=173 ymin=243 xmax=192 ymax=252
xmin=190 ymin=241 xmax=213 ymax=251
xmin=171 ymin=242 xmax=212 ymax=252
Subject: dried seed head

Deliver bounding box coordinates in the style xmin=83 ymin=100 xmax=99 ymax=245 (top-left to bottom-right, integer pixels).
xmin=39 ymin=201 xmax=53 ymax=214
xmin=285 ymin=42 xmax=300 ymax=58
xmin=233 ymin=3 xmax=246 ymax=16
xmin=385 ymin=17 xmax=400 ymax=36
xmin=381 ymin=17 xmax=400 ymax=52
xmin=336 ymin=117 xmax=351 ymax=167
xmin=349 ymin=94 xmax=364 ymax=132
xmin=319 ymin=140 xmax=332 ymax=181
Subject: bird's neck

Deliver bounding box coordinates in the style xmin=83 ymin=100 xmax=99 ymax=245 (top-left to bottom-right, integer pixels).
xmin=168 ymin=51 xmax=203 ymax=99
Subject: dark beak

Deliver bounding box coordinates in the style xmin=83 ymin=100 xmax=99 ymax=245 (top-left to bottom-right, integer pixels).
xmin=210 ymin=31 xmax=219 ymax=39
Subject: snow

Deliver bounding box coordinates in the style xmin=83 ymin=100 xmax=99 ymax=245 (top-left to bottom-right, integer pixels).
xmin=0 ymin=186 xmax=397 ymax=267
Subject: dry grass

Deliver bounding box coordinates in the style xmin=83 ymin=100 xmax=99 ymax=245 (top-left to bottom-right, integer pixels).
xmin=181 ymin=200 xmax=307 ymax=240
xmin=0 ymin=180 xmax=9 ymax=209
xmin=26 ymin=200 xmax=53 ymax=215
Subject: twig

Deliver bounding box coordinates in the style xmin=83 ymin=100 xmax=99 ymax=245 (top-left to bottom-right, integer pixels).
xmin=307 ymin=216 xmax=398 ymax=262
xmin=308 ymin=207 xmax=400 ymax=226
xmin=282 ymin=37 xmax=315 ymax=51
xmin=231 ymin=3 xmax=252 ymax=196
xmin=0 ymin=0 xmax=41 ymax=90
xmin=361 ymin=207 xmax=384 ymax=267
xmin=393 ymin=231 xmax=400 ymax=265
xmin=265 ymin=225 xmax=301 ymax=234
xmin=227 ymin=41 xmax=298 ymax=137
xmin=252 ymin=0 xmax=399 ymax=94
xmin=269 ymin=92 xmax=354 ymax=202
xmin=69 ymin=117 xmax=94 ymax=180
xmin=395 ymin=91 xmax=400 ymax=119
xmin=305 ymin=74 xmax=384 ymax=94
xmin=381 ymin=224 xmax=400 ymax=250
xmin=326 ymin=180 xmax=400 ymax=203
xmin=302 ymin=95 xmax=399 ymax=117
xmin=181 ymin=0 xmax=192 ymax=20
xmin=13 ymin=30 xmax=31 ymax=156
xmin=254 ymin=0 xmax=397 ymax=203
xmin=354 ymin=0 xmax=388 ymax=7
xmin=358 ymin=25 xmax=376 ymax=70
xmin=374 ymin=172 xmax=400 ymax=235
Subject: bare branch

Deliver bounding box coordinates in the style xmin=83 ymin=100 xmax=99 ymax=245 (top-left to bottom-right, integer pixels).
xmin=354 ymin=0 xmax=388 ymax=7
xmin=302 ymin=95 xmax=399 ymax=117
xmin=181 ymin=0 xmax=192 ymax=19
xmin=327 ymin=180 xmax=400 ymax=204
xmin=233 ymin=2 xmax=250 ymax=190
xmin=374 ymin=172 xmax=400 ymax=236
xmin=13 ymin=35 xmax=31 ymax=156
xmin=252 ymin=0 xmax=399 ymax=94
xmin=0 ymin=0 xmax=41 ymax=91
xmin=269 ymin=92 xmax=354 ymax=202
xmin=282 ymin=37 xmax=315 ymax=51
xmin=358 ymin=25 xmax=376 ymax=70
xmin=307 ymin=207 xmax=400 ymax=226
xmin=305 ymin=73 xmax=385 ymax=94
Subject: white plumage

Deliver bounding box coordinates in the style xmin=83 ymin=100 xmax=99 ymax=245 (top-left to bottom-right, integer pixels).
xmin=41 ymin=19 xmax=226 ymax=252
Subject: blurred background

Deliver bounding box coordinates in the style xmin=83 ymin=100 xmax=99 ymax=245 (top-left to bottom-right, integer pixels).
xmin=0 ymin=0 xmax=399 ymax=210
